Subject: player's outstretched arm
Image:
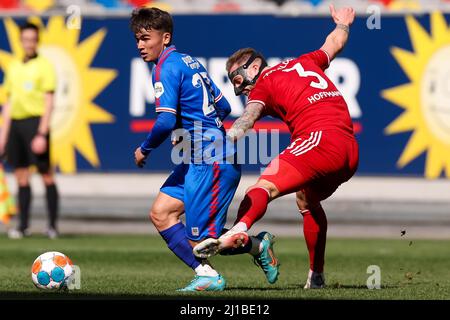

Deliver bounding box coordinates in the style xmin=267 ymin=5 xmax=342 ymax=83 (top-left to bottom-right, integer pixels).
xmin=227 ymin=102 xmax=264 ymax=141
xmin=320 ymin=4 xmax=355 ymax=61
xmin=135 ymin=111 xmax=177 ymax=168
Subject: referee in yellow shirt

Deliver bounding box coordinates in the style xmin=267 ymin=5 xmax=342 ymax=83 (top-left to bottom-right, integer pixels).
xmin=0 ymin=22 xmax=59 ymax=239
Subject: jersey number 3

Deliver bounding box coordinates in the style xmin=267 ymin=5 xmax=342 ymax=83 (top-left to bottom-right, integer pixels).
xmin=283 ymin=62 xmax=328 ymax=90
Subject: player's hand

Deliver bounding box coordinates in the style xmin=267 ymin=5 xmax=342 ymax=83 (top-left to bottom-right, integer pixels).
xmin=226 ymin=128 xmax=244 ymax=142
xmin=330 ymin=4 xmax=355 ymax=27
xmin=134 ymin=147 xmax=147 ymax=168
xmin=31 ymin=135 xmax=48 ymax=155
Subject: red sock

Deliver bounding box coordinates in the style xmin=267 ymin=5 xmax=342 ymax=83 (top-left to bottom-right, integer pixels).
xmin=234 ymin=187 xmax=270 ymax=229
xmin=301 ymin=205 xmax=327 ymax=273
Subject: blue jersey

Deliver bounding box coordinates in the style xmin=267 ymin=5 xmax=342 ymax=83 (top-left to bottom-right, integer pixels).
xmin=152 ymin=45 xmax=229 ymax=163
xmin=152 ymin=46 xmax=240 ymax=241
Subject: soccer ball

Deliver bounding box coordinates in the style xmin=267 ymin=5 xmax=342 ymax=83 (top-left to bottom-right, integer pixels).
xmin=31 ymin=251 xmax=74 ymax=290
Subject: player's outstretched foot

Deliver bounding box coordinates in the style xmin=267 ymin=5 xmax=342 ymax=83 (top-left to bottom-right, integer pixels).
xmin=304 ymin=270 xmax=325 ymax=289
xmin=193 ymin=230 xmax=249 ymax=258
xmin=177 ymin=274 xmax=226 ymax=292
xmin=253 ymin=231 xmax=280 ymax=284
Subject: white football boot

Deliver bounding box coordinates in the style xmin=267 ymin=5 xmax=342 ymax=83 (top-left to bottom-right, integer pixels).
xmin=193 ymin=230 xmax=249 ymax=258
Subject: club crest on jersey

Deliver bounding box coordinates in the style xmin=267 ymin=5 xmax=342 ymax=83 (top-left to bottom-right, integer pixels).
xmin=154 ymin=82 xmax=164 ymax=98
xmin=191 ymin=227 xmax=199 ymax=236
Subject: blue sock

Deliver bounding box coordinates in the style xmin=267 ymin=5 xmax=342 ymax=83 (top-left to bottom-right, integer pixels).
xmin=159 ymin=222 xmax=201 ymax=270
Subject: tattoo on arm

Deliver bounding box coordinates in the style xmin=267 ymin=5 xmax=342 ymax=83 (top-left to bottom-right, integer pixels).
xmin=336 ymin=23 xmax=350 ymax=33
xmin=227 ymin=102 xmax=264 ymax=141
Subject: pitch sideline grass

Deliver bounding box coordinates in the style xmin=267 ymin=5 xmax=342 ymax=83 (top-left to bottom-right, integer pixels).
xmin=0 ymin=234 xmax=449 ymax=299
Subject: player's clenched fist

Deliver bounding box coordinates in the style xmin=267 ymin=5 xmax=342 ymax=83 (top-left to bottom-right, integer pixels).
xmin=329 ymin=4 xmax=355 ymax=27
xmin=134 ymin=147 xmax=147 ymax=168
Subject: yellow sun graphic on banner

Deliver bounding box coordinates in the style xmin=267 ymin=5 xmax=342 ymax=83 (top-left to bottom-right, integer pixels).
xmin=382 ymin=12 xmax=450 ymax=179
xmin=0 ymin=17 xmax=117 ymax=173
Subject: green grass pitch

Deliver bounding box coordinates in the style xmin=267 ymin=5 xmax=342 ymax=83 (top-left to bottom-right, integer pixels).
xmin=0 ymin=234 xmax=449 ymax=299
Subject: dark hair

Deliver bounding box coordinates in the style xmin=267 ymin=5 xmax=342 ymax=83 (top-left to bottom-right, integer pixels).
xmin=19 ymin=22 xmax=39 ymax=35
xmin=130 ymin=7 xmax=173 ymax=42
xmin=226 ymin=48 xmax=257 ymax=72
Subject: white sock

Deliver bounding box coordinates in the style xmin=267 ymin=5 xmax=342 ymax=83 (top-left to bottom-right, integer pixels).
xmin=248 ymin=236 xmax=262 ymax=256
xmin=195 ymin=264 xmax=219 ymax=277
xmin=230 ymin=222 xmax=248 ymax=233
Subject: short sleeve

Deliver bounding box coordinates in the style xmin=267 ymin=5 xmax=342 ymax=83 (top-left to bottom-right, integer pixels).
xmin=208 ymin=78 xmax=223 ymax=104
xmin=299 ymin=50 xmax=330 ymax=71
xmin=247 ymin=79 xmax=271 ymax=108
xmin=40 ymin=59 xmax=56 ymax=92
xmin=153 ymin=63 xmax=180 ymax=115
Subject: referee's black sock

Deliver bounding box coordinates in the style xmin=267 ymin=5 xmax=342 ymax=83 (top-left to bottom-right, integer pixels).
xmin=46 ymin=184 xmax=59 ymax=230
xmin=18 ymin=186 xmax=31 ymax=232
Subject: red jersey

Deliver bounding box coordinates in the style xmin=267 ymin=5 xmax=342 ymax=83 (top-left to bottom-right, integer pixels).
xmin=247 ymin=50 xmax=354 ymax=138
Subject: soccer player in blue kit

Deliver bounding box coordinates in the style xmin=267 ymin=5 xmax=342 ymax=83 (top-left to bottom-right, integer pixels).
xmin=130 ymin=7 xmax=279 ymax=291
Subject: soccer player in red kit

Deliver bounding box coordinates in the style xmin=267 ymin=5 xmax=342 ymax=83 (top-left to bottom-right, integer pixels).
xmin=194 ymin=5 xmax=358 ymax=289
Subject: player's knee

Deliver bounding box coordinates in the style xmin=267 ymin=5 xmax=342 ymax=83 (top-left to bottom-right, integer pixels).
xmin=297 ymin=200 xmax=308 ymax=211
xmin=296 ymin=191 xmax=308 ymax=210
xmin=15 ymin=169 xmax=30 ymax=187
xmin=41 ymin=173 xmax=55 ymax=186
xmin=248 ymin=180 xmax=279 ymax=199
xmin=149 ymin=206 xmax=169 ymax=227
xmin=296 ymin=190 xmax=322 ymax=212
xmin=297 ymin=200 xmax=321 ymax=213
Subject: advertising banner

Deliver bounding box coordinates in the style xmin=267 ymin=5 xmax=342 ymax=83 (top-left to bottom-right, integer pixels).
xmin=1 ymin=13 xmax=449 ymax=178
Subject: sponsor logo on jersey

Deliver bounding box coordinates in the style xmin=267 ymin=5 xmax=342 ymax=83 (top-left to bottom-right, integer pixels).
xmin=154 ymin=81 xmax=164 ymax=98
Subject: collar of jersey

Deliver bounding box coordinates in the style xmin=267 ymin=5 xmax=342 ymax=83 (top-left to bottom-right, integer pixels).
xmin=155 ymin=45 xmax=176 ymax=65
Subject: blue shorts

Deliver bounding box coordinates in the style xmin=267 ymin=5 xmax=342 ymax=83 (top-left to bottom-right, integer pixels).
xmin=160 ymin=162 xmax=241 ymax=241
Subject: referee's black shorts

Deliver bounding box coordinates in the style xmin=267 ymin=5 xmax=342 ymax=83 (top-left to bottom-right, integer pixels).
xmin=6 ymin=116 xmax=51 ymax=174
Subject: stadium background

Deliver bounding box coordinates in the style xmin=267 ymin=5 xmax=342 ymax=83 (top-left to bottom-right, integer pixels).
xmin=0 ymin=0 xmax=448 ymax=257
xmin=0 ymin=0 xmax=449 ymax=237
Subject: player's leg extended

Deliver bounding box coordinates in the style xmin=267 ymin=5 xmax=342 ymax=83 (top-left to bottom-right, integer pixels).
xmin=193 ymin=161 xmax=290 ymax=283
xmin=152 ymin=191 xmax=224 ymax=291
xmin=152 ymin=194 xmax=220 ymax=292
xmin=231 ymin=155 xmax=313 ymax=233
xmin=232 ymin=180 xmax=278 ymax=231
xmin=153 ymin=164 xmax=217 ymax=279
xmin=198 ymin=154 xmax=320 ymax=282
xmin=224 ymin=156 xmax=307 ymax=239
xmin=194 ymin=157 xmax=303 ymax=256
xmin=177 ymin=162 xmax=242 ymax=291
xmin=151 ymin=191 xmax=203 ymax=270
xmin=297 ymin=190 xmax=327 ymax=289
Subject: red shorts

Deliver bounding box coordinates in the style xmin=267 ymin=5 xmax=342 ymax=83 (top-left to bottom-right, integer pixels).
xmin=260 ymin=130 xmax=359 ymax=202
